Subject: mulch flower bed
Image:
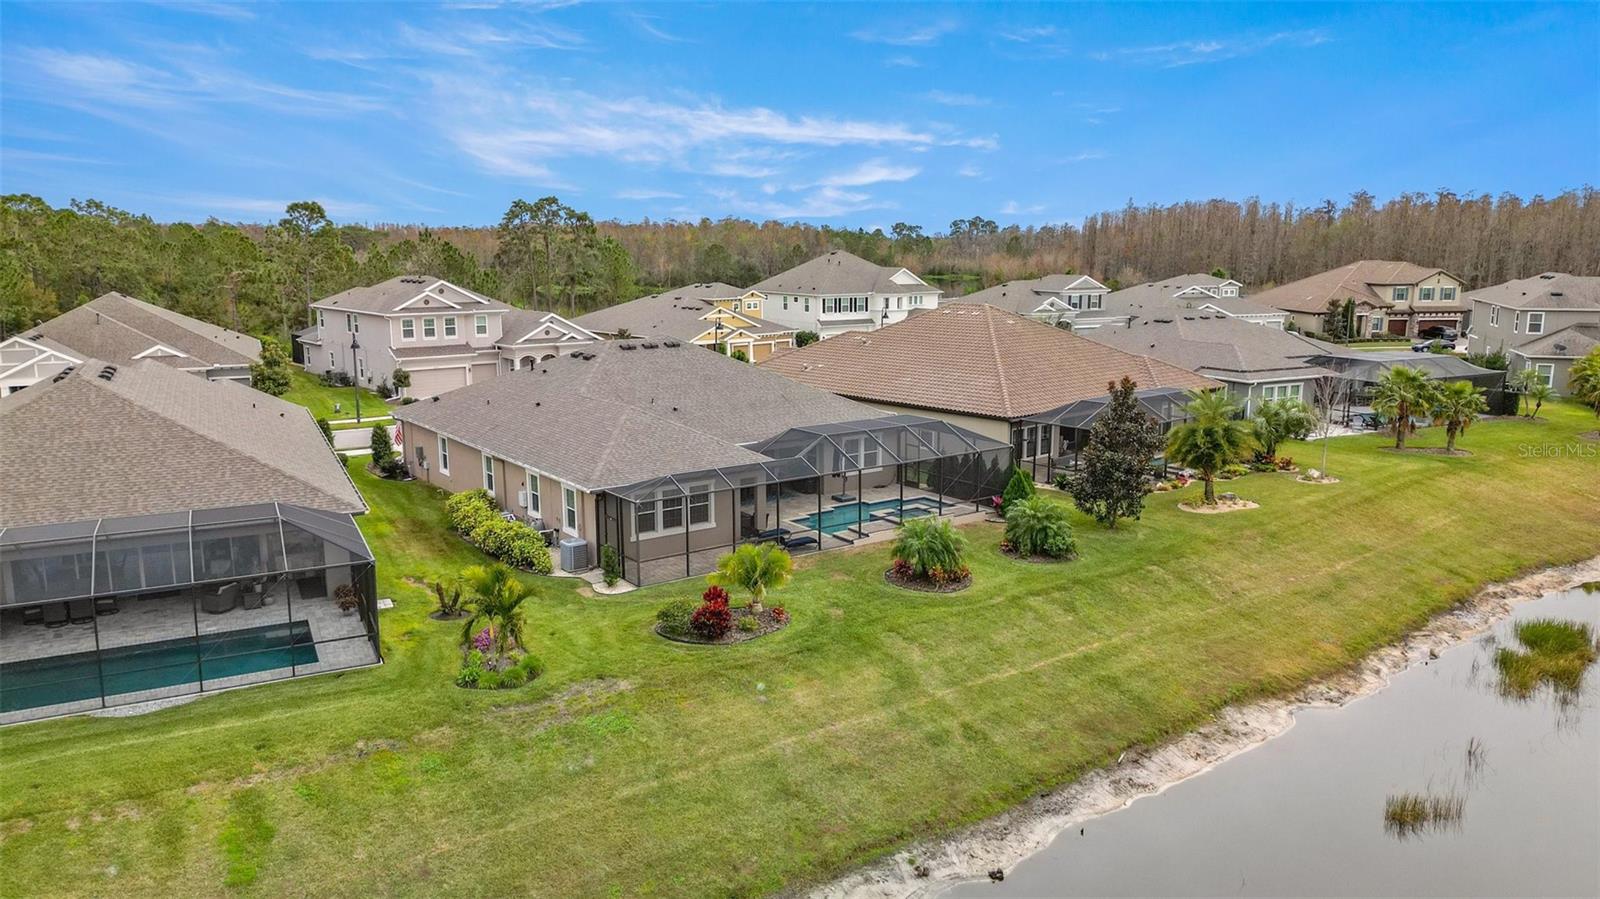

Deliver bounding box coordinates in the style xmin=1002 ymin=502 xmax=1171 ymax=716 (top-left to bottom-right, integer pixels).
xmin=999 ymin=546 xmax=1076 ymax=564
xmin=883 ymin=567 xmax=972 ymax=594
xmin=656 ymin=607 xmax=788 ymax=645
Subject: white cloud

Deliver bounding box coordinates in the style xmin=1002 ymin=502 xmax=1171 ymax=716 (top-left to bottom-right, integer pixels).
xmin=997 ymin=24 xmax=1060 ymax=43
xmin=628 ymin=12 xmax=691 ymax=43
xmin=1000 ymin=200 xmax=1045 ymax=215
xmin=146 ymin=1 xmax=256 ymax=21
xmin=923 ymin=90 xmax=990 ymax=107
xmin=851 ymin=20 xmax=960 ymax=47
xmin=710 ymin=185 xmax=888 ymax=220
xmin=1099 ymin=29 xmax=1330 ymax=67
xmin=1061 ymin=150 xmax=1107 ymax=162
xmin=133 ymin=192 xmax=378 ymax=220
xmin=883 ymin=55 xmax=921 ymax=68
xmin=815 ymin=159 xmax=920 ymax=188
xmin=616 ymin=188 xmax=685 ymax=200
xmin=957 ymin=163 xmax=983 ymax=178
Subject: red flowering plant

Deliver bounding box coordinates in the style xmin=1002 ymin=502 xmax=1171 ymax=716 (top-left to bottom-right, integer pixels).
xmin=691 ymin=586 xmax=733 ymax=639
xmin=770 ymin=605 xmax=789 ymax=624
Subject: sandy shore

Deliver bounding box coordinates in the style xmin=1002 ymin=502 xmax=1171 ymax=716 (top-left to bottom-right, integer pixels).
xmin=806 ymin=555 xmax=1600 ymax=899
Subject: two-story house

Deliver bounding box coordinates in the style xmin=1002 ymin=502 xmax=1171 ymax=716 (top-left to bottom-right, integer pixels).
xmin=574 ymin=282 xmax=797 ymax=362
xmin=1252 ymin=261 xmax=1469 ymax=338
xmin=1466 ymin=272 xmax=1600 ymax=392
xmin=298 ymin=275 xmax=599 ymax=398
xmin=750 ymin=250 xmax=941 ymax=338
xmin=946 ymin=274 xmax=1118 ymax=328
xmin=1104 ymin=274 xmax=1289 ymax=329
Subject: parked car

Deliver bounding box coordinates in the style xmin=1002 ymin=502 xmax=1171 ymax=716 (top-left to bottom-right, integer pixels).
xmin=1411 ymin=338 xmax=1454 ymax=353
xmin=1417 ymin=325 xmax=1459 ymax=340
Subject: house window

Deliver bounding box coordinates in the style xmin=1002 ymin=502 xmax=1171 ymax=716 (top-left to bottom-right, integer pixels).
xmin=328 ymin=352 xmax=335 ymax=368
xmin=524 ymin=470 xmax=540 ymax=513
xmin=345 ymin=313 xmax=354 ymax=332
xmin=909 ymin=295 xmax=923 ymax=307
xmin=1088 ymin=295 xmax=1103 ymax=310
xmin=444 ymin=316 xmax=458 ymax=338
xmin=474 ymin=314 xmax=488 ymax=336
xmin=689 ymin=489 xmax=711 ymax=525
xmin=1067 ymin=294 xmax=1081 ymax=309
xmin=423 ymin=318 xmax=437 ymax=339
xmin=1441 ymin=287 xmax=1457 ymax=302
xmin=1369 ymin=316 xmax=1384 ymax=335
xmin=1527 ymin=312 xmax=1545 ymax=335
xmin=803 ymin=298 xmax=810 ymax=313
xmin=782 ymin=297 xmax=789 ymax=311
xmin=1393 ymin=287 xmax=1410 ymax=303
xmin=438 ymin=436 xmax=450 ymax=474
xmin=635 ymin=500 xmax=657 ymax=535
xmin=317 ymin=310 xmax=325 ymax=328
xmin=746 ymin=301 xmax=759 ymax=311
xmin=1513 ymin=312 xmax=1521 ymax=334
xmin=482 ymin=454 xmax=495 ymax=493
xmin=401 ymin=319 xmax=415 ymax=340
xmin=1489 ymin=306 xmax=1499 ymax=326
xmin=562 ymin=486 xmax=579 ymax=533
xmin=660 ymin=496 xmax=685 ymax=531
xmin=357 ymin=357 xmax=366 ymax=380
xmin=1534 ymin=363 xmax=1555 ymax=388
xmin=1419 ymin=287 xmax=1435 ymax=301
xmin=1262 ymin=383 xmax=1304 ymax=402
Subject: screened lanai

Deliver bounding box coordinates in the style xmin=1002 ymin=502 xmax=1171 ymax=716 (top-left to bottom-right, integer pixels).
xmin=596 ymin=415 xmax=1011 ymax=586
xmin=1012 ymin=386 xmax=1196 ymax=483
xmin=0 ymin=503 xmax=379 ymax=724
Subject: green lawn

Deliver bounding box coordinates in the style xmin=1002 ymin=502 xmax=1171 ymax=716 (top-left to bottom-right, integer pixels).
xmin=3 ymin=405 xmax=1598 ymax=898
xmin=280 ymin=369 xmax=395 ymax=422
xmin=1348 ymin=339 xmax=1419 ymax=350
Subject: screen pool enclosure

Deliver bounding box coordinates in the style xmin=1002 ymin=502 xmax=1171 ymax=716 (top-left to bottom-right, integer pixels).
xmin=596 ymin=415 xmax=1012 ymax=587
xmin=0 ymin=503 xmax=379 ymax=725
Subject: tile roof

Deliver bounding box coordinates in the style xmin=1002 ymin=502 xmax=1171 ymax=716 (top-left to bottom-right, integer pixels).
xmin=751 ymin=250 xmax=935 ymax=297
xmin=1251 ymin=261 xmax=1457 ymax=313
xmin=1465 ymin=273 xmax=1600 ymax=311
xmin=1079 ymin=314 xmax=1340 ymax=384
xmin=1513 ymin=323 xmax=1600 ymax=358
xmin=392 ymin=340 xmax=877 ymax=490
xmin=28 ymin=292 xmax=260 ymax=369
xmin=314 ymin=275 xmax=512 ymax=315
xmin=759 ymin=304 xmax=1219 ymax=420
xmin=573 ymin=284 xmax=793 ymax=341
xmin=0 ymin=360 xmax=364 ymax=527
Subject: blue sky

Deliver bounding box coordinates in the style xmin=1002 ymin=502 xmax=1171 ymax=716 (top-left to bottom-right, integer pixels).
xmin=2 ymin=1 xmax=1596 ymax=229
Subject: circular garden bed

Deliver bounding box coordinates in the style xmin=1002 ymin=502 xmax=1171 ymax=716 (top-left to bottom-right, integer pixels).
xmin=883 ymin=566 xmax=972 ymax=594
xmin=656 ymin=606 xmax=789 ymax=644
xmin=999 ymin=545 xmax=1076 ymax=564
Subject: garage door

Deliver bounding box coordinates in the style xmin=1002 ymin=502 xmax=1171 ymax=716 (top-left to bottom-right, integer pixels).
xmin=407 ymin=367 xmax=467 ymax=398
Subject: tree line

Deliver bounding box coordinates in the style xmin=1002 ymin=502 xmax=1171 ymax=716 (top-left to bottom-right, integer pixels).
xmin=3 ymin=187 xmax=1594 ymax=341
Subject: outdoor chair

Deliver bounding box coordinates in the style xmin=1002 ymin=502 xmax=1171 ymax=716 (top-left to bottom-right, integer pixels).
xmin=831 ymin=493 xmax=856 ymax=503
xmin=782 ymin=534 xmax=819 ymax=551
xmin=203 ymin=582 xmax=240 ymax=614
xmin=42 ymin=603 xmax=69 ymax=628
xmin=755 ymin=527 xmax=791 ymax=543
xmin=94 ymin=596 xmax=119 ymax=616
xmin=21 ymin=606 xmax=44 ymax=625
xmin=67 ymin=598 xmax=94 ymax=624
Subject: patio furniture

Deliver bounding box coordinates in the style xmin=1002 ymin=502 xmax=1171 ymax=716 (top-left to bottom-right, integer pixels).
xmin=755 ymin=527 xmax=791 ymax=543
xmin=782 ymin=534 xmax=819 ymax=550
xmin=527 ymin=517 xmax=558 ymax=546
xmin=203 ymin=582 xmax=240 ymax=614
xmin=94 ymin=596 xmax=119 ymax=615
xmin=241 ymin=588 xmax=265 ymax=610
xmin=21 ymin=606 xmax=44 ymax=625
xmin=831 ymin=493 xmax=856 ymax=503
xmin=67 ymin=598 xmax=94 ymax=624
xmin=42 ymin=603 xmax=68 ymax=628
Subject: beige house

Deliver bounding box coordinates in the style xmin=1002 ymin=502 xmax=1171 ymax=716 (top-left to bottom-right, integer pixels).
xmin=0 ymin=292 xmax=260 ymax=394
xmin=1466 ymin=273 xmax=1600 ymax=392
xmin=298 ymin=275 xmax=599 ymax=398
xmin=1253 ymin=261 xmax=1469 ymax=337
xmin=573 ymin=282 xmax=797 ymax=362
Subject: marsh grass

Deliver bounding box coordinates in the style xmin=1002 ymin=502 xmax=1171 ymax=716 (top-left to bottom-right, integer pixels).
xmin=1494 ymin=618 xmax=1600 ymax=701
xmin=1384 ymin=791 xmax=1465 ymax=838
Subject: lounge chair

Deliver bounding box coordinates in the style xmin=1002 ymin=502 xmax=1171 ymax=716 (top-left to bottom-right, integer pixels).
xmin=755 ymin=527 xmax=791 ymax=543
xmin=202 ymin=582 xmax=240 ymax=614
xmin=67 ymin=598 xmax=94 ymax=624
xmin=782 ymin=534 xmax=819 ymax=550
xmin=42 ymin=603 xmax=68 ymax=628
xmin=94 ymin=596 xmax=119 ymax=615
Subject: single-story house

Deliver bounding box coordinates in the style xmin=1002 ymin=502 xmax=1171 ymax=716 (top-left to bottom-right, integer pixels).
xmin=573 ymin=282 xmax=797 ymax=362
xmin=392 ymin=340 xmax=1011 ymax=587
xmin=1508 ymin=324 xmax=1600 ymax=393
xmin=1079 ymin=313 xmax=1339 ymax=414
xmin=0 ymin=292 xmax=261 ymax=394
xmin=759 ymin=304 xmax=1220 ymax=480
xmin=0 ymin=360 xmax=376 ymax=725
xmin=1104 ymin=274 xmax=1288 ymax=329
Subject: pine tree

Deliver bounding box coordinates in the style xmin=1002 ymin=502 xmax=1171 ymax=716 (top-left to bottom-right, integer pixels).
xmin=1066 ymin=378 xmax=1166 ymax=528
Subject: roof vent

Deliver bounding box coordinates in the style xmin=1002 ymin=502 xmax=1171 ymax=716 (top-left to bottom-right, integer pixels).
xmin=431 ymin=395 xmax=439 ymax=402
xmin=619 ymin=343 xmax=636 ymax=350
xmin=52 ymin=366 xmax=77 ymax=382
xmin=1554 ymin=343 xmax=1569 ymax=353
xmin=1539 ymin=273 xmax=1557 ymax=279
xmin=640 ymin=341 xmax=658 ymax=349
xmin=662 ymin=339 xmax=680 ymax=347
xmin=1550 ymin=291 xmax=1564 ymax=297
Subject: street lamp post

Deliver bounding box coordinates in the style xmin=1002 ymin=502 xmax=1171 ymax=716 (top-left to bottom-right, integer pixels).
xmin=350 ymin=334 xmax=362 ymax=422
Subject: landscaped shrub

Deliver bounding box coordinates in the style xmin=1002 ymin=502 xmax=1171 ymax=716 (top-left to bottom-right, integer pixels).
xmin=471 ymin=519 xmax=518 ymax=557
xmin=456 ymin=649 xmax=485 ymax=687
xmin=1220 ymin=463 xmax=1249 ymax=479
xmin=446 ymin=489 xmax=497 ymax=530
xmin=891 ymin=517 xmax=969 ymax=580
xmin=655 ymin=599 xmax=697 ymax=636
xmin=1275 ymin=456 xmax=1296 ymax=471
xmin=501 ymin=528 xmax=554 ymax=574
xmin=1002 ymin=496 xmax=1077 ymax=559
xmin=447 ymin=489 xmax=552 ymax=573
xmin=600 ymin=544 xmax=622 ymax=587
xmin=770 ymin=605 xmax=789 ymax=625
xmin=737 ymin=615 xmax=759 ymax=633
xmin=1000 ymin=466 xmax=1035 ymax=516
xmin=691 ymin=590 xmax=733 ymax=639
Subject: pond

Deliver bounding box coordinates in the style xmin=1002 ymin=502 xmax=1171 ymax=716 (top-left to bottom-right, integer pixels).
xmin=947 ymin=583 xmax=1600 ymax=898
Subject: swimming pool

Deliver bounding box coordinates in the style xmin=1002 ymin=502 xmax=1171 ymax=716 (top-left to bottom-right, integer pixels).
xmin=0 ymin=620 xmax=319 ymax=713
xmin=790 ymin=497 xmax=945 ymax=535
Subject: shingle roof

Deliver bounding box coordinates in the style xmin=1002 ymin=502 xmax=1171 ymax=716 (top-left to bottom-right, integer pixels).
xmin=573 ymin=284 xmax=792 ymax=341
xmin=1104 ymin=275 xmax=1280 ymax=319
xmin=1251 ymin=261 xmax=1457 ymax=313
xmin=751 ymin=250 xmax=935 ymax=297
xmin=1079 ymin=314 xmax=1340 ymax=384
xmin=390 ymin=343 xmax=490 ymax=360
xmin=29 ymin=292 xmax=260 ymax=370
xmin=1513 ymin=323 xmax=1600 ymax=358
xmin=314 ymin=275 xmax=512 ymax=315
xmin=759 ymin=304 xmax=1219 ymax=420
xmin=0 ymin=360 xmax=364 ymax=527
xmin=392 ymin=341 xmax=877 ymax=490
xmin=1465 ymin=273 xmax=1600 ymax=311
xmin=498 ymin=308 xmax=601 ymax=345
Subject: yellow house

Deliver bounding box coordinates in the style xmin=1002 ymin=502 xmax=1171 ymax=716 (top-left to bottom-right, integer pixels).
xmin=574 ymin=284 xmax=797 ymax=362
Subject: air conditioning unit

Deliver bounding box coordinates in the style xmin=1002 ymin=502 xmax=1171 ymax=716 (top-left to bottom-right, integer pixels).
xmin=559 ymin=537 xmax=589 ymax=572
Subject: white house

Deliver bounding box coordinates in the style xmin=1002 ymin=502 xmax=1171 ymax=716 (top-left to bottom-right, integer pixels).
xmin=749 ymin=250 xmax=941 ymax=338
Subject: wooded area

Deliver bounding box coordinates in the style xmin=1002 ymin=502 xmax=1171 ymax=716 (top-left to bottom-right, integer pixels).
xmin=3 ymin=187 xmax=1595 ymax=340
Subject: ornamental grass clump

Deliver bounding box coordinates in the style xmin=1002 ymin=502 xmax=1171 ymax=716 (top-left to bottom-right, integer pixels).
xmin=1001 ymin=496 xmax=1077 ymax=560
xmin=1494 ymin=617 xmax=1599 ymax=700
xmin=890 ymin=517 xmax=970 ymax=586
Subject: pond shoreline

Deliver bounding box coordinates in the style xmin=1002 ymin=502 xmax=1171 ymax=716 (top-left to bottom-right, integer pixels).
xmin=806 ymin=554 xmax=1600 ymax=899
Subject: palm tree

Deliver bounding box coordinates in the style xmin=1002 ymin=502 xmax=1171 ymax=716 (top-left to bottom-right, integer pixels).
xmin=1569 ymin=347 xmax=1600 ymax=417
xmin=1166 ymin=390 xmax=1254 ymax=505
xmin=1526 ymin=382 xmax=1555 ymax=419
xmin=459 ymin=564 xmax=532 ymax=665
xmin=1429 ymin=380 xmax=1488 ymax=453
xmin=1251 ymin=398 xmax=1316 ymax=459
xmin=1371 ymin=366 xmax=1438 ymax=449
xmin=707 ymin=543 xmax=793 ymax=613
xmin=1508 ymin=368 xmax=1543 ymax=417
